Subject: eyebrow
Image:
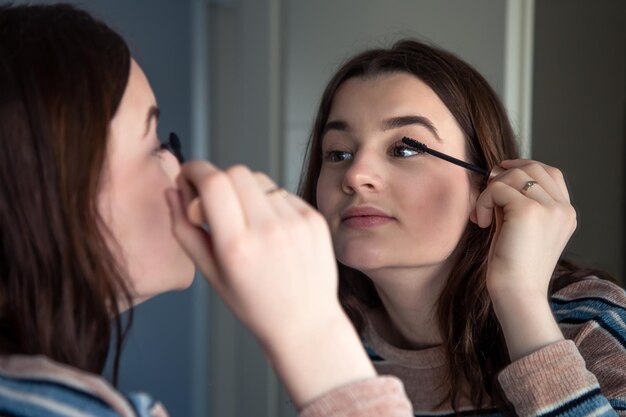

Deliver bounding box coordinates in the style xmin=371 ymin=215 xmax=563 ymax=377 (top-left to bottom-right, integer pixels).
xmin=323 ymin=115 xmax=442 ymax=142
xmin=144 ymin=106 xmax=160 ymax=137
xmin=381 ymin=115 xmax=442 ymax=141
xmin=323 ymin=120 xmax=348 ymax=134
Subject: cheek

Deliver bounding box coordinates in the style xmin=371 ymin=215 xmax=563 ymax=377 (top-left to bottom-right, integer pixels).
xmin=130 ymin=174 xmax=191 ymax=288
xmin=397 ymin=173 xmax=472 ymax=249
xmin=104 ymin=163 xmax=194 ymax=298
xmin=404 ymin=177 xmax=464 ymax=215
xmin=114 ymin=165 xmax=170 ymax=238
xmin=316 ymin=171 xmax=336 ymax=219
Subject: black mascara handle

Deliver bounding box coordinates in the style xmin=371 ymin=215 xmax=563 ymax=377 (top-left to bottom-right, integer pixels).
xmin=425 ymin=147 xmax=489 ymax=177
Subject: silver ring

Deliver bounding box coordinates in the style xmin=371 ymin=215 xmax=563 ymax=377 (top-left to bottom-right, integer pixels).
xmin=265 ymin=187 xmax=288 ymax=197
xmin=521 ymin=180 xmax=538 ymax=195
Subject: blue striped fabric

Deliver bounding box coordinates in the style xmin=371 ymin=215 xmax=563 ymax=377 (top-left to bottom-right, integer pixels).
xmin=551 ymin=297 xmax=626 ymax=348
xmin=364 ymin=277 xmax=626 ymax=417
xmin=0 ymin=370 xmax=163 ymax=417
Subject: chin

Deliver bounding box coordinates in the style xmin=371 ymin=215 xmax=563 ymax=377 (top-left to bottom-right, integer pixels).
xmin=178 ymin=266 xmax=197 ymax=290
xmin=132 ymin=263 xmax=196 ymax=302
xmin=336 ymin=244 xmax=389 ymax=272
xmin=170 ymin=258 xmax=197 ymax=290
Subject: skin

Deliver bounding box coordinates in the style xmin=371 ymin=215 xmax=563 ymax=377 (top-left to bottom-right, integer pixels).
xmin=316 ymin=72 xmax=576 ymax=361
xmin=98 ymin=59 xmax=376 ymax=407
xmin=317 ymin=73 xmax=478 ymax=348
xmin=166 ymin=163 xmax=377 ymax=407
xmin=98 ymin=60 xmax=195 ymax=305
xmin=95 ymin=61 xmax=572 ymax=409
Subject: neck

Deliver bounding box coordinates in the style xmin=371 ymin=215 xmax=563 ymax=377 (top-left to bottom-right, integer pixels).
xmin=365 ymin=261 xmax=453 ymax=350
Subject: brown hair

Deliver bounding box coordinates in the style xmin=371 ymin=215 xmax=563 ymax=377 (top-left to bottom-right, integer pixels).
xmin=298 ymin=39 xmax=611 ymax=412
xmin=0 ymin=4 xmax=132 ymax=384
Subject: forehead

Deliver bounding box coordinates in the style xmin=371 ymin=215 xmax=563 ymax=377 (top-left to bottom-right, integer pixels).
xmin=106 ymin=60 xmax=157 ymax=166
xmin=327 ymin=72 xmax=462 ymax=141
xmin=108 ymin=60 xmax=156 ymax=140
xmin=331 ymin=73 xmax=443 ymax=117
xmin=120 ymin=60 xmax=156 ymax=113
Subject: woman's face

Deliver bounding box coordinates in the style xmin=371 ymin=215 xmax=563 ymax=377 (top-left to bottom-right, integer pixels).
xmin=316 ymin=72 xmax=477 ymax=276
xmin=99 ymin=60 xmax=195 ymax=305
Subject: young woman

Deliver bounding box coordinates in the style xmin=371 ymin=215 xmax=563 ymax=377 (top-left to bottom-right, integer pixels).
xmin=0 ymin=4 xmax=413 ymax=416
xmin=299 ymin=39 xmax=626 ymax=417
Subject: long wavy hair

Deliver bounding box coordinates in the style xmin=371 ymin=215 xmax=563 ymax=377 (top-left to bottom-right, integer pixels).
xmin=298 ymin=39 xmax=613 ymax=412
xmin=0 ymin=4 xmax=132 ymax=385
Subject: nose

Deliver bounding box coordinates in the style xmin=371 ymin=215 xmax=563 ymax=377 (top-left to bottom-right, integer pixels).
xmin=341 ymin=151 xmax=384 ymax=194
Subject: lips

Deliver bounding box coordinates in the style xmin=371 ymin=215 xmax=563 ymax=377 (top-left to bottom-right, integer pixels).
xmin=340 ymin=206 xmax=394 ymax=228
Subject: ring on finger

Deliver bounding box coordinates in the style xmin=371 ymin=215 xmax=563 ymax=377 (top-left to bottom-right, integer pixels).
xmin=265 ymin=186 xmax=289 ymax=197
xmin=520 ymin=180 xmax=538 ymax=196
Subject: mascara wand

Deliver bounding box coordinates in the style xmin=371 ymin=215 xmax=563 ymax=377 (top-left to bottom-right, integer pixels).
xmin=402 ymin=137 xmax=489 ymax=177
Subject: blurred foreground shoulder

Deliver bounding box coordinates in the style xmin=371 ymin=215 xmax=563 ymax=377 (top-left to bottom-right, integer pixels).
xmin=0 ymin=355 xmax=168 ymax=417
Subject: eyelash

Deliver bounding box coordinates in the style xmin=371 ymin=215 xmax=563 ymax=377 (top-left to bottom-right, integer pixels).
xmin=323 ymin=142 xmax=425 ymax=162
xmin=151 ymin=132 xmax=185 ymax=163
xmin=152 ymin=142 xmax=173 ymax=158
xmin=152 ymin=142 xmax=169 ymax=158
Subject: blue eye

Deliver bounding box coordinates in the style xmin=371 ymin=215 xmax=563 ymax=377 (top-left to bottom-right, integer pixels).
xmin=391 ymin=145 xmax=421 ymax=158
xmin=324 ymin=150 xmax=353 ymax=162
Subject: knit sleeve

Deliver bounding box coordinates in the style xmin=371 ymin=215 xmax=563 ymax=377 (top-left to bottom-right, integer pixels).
xmin=298 ymin=376 xmax=413 ymax=417
xmin=498 ymin=278 xmax=626 ymax=417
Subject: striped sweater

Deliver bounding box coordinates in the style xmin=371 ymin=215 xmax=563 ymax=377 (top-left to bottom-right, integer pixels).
xmin=0 ymin=355 xmax=413 ymax=417
xmin=362 ymin=276 xmax=626 ymax=417
xmin=0 ymin=351 xmax=411 ymax=417
xmin=0 ymin=355 xmax=169 ymax=417
xmin=1 ymin=275 xmax=623 ymax=417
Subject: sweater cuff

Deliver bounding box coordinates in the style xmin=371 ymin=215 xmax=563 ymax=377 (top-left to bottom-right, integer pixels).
xmin=299 ymin=376 xmax=412 ymax=417
xmin=498 ymin=340 xmax=600 ymax=417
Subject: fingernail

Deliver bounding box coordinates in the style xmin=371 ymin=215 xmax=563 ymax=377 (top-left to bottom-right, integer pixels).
xmin=489 ymin=166 xmax=505 ymax=179
xmin=186 ymin=197 xmax=206 ymax=226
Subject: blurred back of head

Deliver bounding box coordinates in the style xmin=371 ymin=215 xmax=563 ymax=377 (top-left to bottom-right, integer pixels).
xmin=0 ymin=3 xmax=132 ymax=382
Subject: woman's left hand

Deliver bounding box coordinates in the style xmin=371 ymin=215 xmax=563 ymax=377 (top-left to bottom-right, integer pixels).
xmin=471 ymin=159 xmax=577 ymax=360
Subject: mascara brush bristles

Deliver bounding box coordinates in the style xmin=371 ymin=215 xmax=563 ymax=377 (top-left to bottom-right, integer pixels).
xmin=401 ymin=137 xmax=428 ymax=153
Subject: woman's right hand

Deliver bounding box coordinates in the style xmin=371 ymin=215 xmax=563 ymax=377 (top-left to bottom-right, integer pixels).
xmin=472 ymin=159 xmax=575 ymax=361
xmin=165 ymin=161 xmax=376 ymax=407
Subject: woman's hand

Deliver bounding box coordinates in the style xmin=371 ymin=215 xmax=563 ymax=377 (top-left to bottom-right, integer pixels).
xmin=164 ymin=161 xmax=375 ymax=407
xmin=471 ymin=159 xmax=577 ymax=361
xmin=167 ymin=161 xmax=340 ymax=344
